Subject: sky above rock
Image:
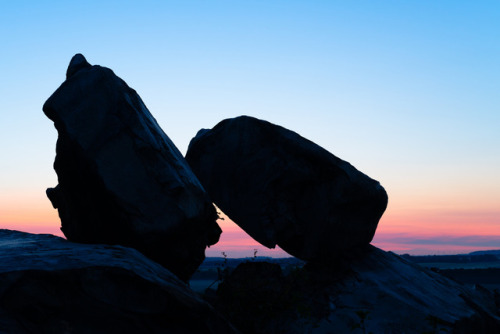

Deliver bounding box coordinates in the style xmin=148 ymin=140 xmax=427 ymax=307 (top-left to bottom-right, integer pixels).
xmin=1 ymin=1 xmax=499 ymax=256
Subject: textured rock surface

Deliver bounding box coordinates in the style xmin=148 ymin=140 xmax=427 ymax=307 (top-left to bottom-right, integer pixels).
xmin=214 ymin=246 xmax=500 ymax=334
xmin=43 ymin=54 xmax=221 ymax=281
xmin=186 ymin=116 xmax=387 ymax=261
xmin=0 ymin=229 xmax=238 ymax=334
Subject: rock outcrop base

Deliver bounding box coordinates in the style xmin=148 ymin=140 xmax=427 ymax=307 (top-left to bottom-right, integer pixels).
xmin=0 ymin=230 xmax=238 ymax=334
xmin=213 ymin=246 xmax=500 ymax=334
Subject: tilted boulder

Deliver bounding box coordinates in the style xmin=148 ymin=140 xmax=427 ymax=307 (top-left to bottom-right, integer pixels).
xmin=0 ymin=230 xmax=238 ymax=334
xmin=43 ymin=54 xmax=221 ymax=281
xmin=185 ymin=116 xmax=387 ymax=262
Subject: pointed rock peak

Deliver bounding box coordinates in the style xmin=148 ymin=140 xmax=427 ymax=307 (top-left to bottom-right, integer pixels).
xmin=66 ymin=53 xmax=91 ymax=79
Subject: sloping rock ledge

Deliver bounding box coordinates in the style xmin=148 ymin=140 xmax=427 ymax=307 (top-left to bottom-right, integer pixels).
xmin=0 ymin=230 xmax=238 ymax=334
xmin=213 ymin=245 xmax=500 ymax=334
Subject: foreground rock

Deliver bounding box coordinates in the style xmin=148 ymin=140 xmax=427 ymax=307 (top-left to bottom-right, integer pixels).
xmin=213 ymin=246 xmax=500 ymax=334
xmin=0 ymin=230 xmax=238 ymax=334
xmin=186 ymin=116 xmax=388 ymax=262
xmin=43 ymin=54 xmax=221 ymax=281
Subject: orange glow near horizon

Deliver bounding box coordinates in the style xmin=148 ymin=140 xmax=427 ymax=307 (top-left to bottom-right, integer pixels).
xmin=2 ymin=195 xmax=500 ymax=257
xmin=207 ymin=212 xmax=291 ymax=258
xmin=0 ymin=190 xmax=59 ymax=225
xmin=377 ymin=209 xmax=500 ymax=236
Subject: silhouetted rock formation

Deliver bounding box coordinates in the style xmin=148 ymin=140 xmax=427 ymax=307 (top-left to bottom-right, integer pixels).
xmin=0 ymin=230 xmax=238 ymax=334
xmin=186 ymin=116 xmax=387 ymax=262
xmin=213 ymin=246 xmax=500 ymax=334
xmin=43 ymin=54 xmax=221 ymax=281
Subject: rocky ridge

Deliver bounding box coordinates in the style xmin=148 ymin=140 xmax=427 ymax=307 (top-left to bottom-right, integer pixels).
xmin=213 ymin=246 xmax=500 ymax=333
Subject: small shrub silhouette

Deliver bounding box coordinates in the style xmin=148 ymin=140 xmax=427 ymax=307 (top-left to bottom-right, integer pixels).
xmin=213 ymin=262 xmax=330 ymax=334
xmin=205 ymin=251 xmax=229 ymax=292
xmin=351 ymin=310 xmax=373 ymax=334
xmin=422 ymin=315 xmax=449 ymax=334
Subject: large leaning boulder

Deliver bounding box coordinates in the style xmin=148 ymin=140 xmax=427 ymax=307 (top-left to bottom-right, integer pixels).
xmin=0 ymin=229 xmax=238 ymax=334
xmin=43 ymin=54 xmax=221 ymax=281
xmin=185 ymin=116 xmax=387 ymax=262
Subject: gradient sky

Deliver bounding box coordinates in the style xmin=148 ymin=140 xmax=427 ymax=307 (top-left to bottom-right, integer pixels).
xmin=1 ymin=1 xmax=499 ymax=257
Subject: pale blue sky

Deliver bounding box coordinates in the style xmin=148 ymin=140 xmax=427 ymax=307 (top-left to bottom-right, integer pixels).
xmin=1 ymin=1 xmax=499 ymax=254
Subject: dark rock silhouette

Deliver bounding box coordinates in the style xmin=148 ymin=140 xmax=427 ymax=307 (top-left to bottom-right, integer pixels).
xmin=35 ymin=55 xmax=495 ymax=333
xmin=43 ymin=54 xmax=221 ymax=281
xmin=213 ymin=246 xmax=500 ymax=334
xmin=0 ymin=230 xmax=238 ymax=334
xmin=186 ymin=116 xmax=388 ymax=262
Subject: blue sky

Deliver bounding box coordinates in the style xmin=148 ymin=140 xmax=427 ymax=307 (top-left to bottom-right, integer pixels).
xmin=1 ymin=1 xmax=499 ymax=255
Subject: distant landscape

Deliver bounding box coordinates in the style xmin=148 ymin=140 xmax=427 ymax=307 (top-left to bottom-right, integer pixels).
xmin=401 ymin=250 xmax=500 ymax=291
xmin=190 ymin=250 xmax=500 ymax=294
